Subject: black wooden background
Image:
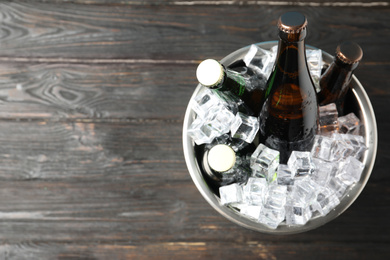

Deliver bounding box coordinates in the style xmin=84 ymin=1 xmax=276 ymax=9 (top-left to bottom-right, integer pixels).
xmin=0 ymin=1 xmax=388 ymax=259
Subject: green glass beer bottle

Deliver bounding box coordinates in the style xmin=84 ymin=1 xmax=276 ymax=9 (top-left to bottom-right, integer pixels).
xmin=258 ymin=12 xmax=319 ymax=163
xmin=196 ymin=59 xmax=264 ymax=114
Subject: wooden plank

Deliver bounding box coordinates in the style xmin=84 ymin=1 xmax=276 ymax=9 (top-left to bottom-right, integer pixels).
xmin=0 ymin=173 xmax=387 ymax=258
xmin=0 ymin=122 xmax=387 ymax=258
xmin=16 ymin=0 xmax=390 ymax=5
xmin=0 ymin=3 xmax=388 ymax=62
xmin=0 ymin=62 xmax=387 ymax=120
xmin=0 ymin=120 xmax=186 ymax=180
xmin=0 ymin=62 xmax=197 ymax=119
xmin=0 ymin=102 xmax=385 ymax=257
xmin=0 ymin=239 xmax=389 ymax=260
xmin=0 ymin=1 xmax=387 ymax=259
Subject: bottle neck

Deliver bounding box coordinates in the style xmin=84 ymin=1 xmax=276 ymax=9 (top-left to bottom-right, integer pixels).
xmin=216 ymin=66 xmax=247 ymax=96
xmin=335 ymin=58 xmax=359 ymax=71
xmin=318 ymin=60 xmax=354 ymax=108
xmin=275 ymin=38 xmax=308 ymax=78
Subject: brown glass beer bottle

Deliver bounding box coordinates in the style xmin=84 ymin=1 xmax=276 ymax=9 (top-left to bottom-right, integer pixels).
xmin=258 ymin=12 xmax=319 ymax=163
xmin=317 ymin=41 xmax=363 ymax=115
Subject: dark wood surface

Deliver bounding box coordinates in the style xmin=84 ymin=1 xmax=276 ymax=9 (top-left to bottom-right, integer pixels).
xmin=0 ymin=1 xmax=388 ymax=259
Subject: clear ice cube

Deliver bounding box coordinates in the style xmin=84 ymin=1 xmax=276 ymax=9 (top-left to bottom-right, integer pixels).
xmin=258 ymin=206 xmax=286 ymax=229
xmin=311 ymin=187 xmax=340 ymax=216
xmin=264 ymin=184 xmax=287 ymax=210
xmin=240 ymin=205 xmax=263 ymax=220
xmin=277 ymin=164 xmax=294 ymax=186
xmin=191 ymin=87 xmax=239 ymax=120
xmin=289 ymin=177 xmax=319 ymax=207
xmin=311 ymin=158 xmax=337 ymax=186
xmin=210 ymin=134 xmax=250 ymax=153
xmin=285 ymin=201 xmax=313 ymax=226
xmin=250 ymin=144 xmax=280 ymax=181
xmin=230 ymin=112 xmax=259 ymax=143
xmin=209 ymin=105 xmax=236 ymax=132
xmin=319 ymin=103 xmax=339 ymax=135
xmin=219 ymin=183 xmax=243 ymax=205
xmin=187 ymin=117 xmax=219 ymax=145
xmin=311 ymin=135 xmax=333 ymax=161
xmin=191 ymin=88 xmax=220 ymax=119
xmin=327 ymin=174 xmax=349 ymax=199
xmin=306 ymin=49 xmax=323 ymax=92
xmin=243 ymin=44 xmax=275 ymax=80
xmin=341 ymin=134 xmax=367 ymax=160
xmin=329 ymin=133 xmax=354 ymax=161
xmin=188 ymin=88 xmax=238 ymax=145
xmin=336 ymin=156 xmax=365 ymax=186
xmin=287 ymin=151 xmax=315 ymax=177
xmin=243 ymin=177 xmax=268 ymax=206
xmin=338 ymin=112 xmax=361 ymax=135
xmin=231 ymin=162 xmax=252 ymax=185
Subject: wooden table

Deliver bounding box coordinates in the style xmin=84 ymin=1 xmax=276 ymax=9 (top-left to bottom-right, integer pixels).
xmin=0 ymin=1 xmax=388 ymax=259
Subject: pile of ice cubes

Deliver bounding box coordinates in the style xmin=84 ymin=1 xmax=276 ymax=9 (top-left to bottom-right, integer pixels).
xmin=187 ymin=44 xmax=367 ymax=229
xmin=220 ymin=131 xmax=366 ymax=228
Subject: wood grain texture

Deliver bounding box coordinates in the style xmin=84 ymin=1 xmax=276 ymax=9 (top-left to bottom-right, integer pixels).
xmin=0 ymin=120 xmax=387 ymax=259
xmin=0 ymin=62 xmax=196 ymax=119
xmin=0 ymin=2 xmax=388 ymax=63
xmin=0 ymin=1 xmax=388 ymax=259
xmin=11 ymin=0 xmax=390 ymax=5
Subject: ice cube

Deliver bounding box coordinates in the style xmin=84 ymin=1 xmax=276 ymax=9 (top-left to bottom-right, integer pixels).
xmin=311 ymin=135 xmax=333 ymax=161
xmin=341 ymin=134 xmax=367 ymax=160
xmin=250 ymin=144 xmax=280 ymax=181
xmin=188 ymin=89 xmax=238 ymax=145
xmin=289 ymin=177 xmax=319 ymax=207
xmin=187 ymin=117 xmax=219 ymax=145
xmin=311 ymin=187 xmax=340 ymax=216
xmin=277 ymin=164 xmax=294 ymax=186
xmin=230 ymin=112 xmax=259 ymax=143
xmin=287 ymin=151 xmax=315 ymax=177
xmin=319 ymin=103 xmax=339 ymax=135
xmin=329 ymin=133 xmax=354 ymax=161
xmin=191 ymin=88 xmax=220 ymax=119
xmin=258 ymin=206 xmax=286 ymax=229
xmin=243 ymin=44 xmax=275 ymax=80
xmin=311 ymin=158 xmax=337 ymax=186
xmin=338 ymin=112 xmax=361 ymax=135
xmin=228 ymin=60 xmax=267 ymax=93
xmin=209 ymin=105 xmax=237 ymax=132
xmin=209 ymin=134 xmax=250 ymax=153
xmin=264 ymin=184 xmax=287 ymax=210
xmin=285 ymin=201 xmax=313 ymax=226
xmin=336 ymin=156 xmax=365 ymax=186
xmin=231 ymin=161 xmax=252 ymax=185
xmin=240 ymin=205 xmax=263 ymax=220
xmin=243 ymin=177 xmax=268 ymax=206
xmin=219 ymin=183 xmax=243 ymax=205
xmin=327 ymin=174 xmax=349 ymax=199
xmin=306 ymin=49 xmax=323 ymax=92
xmin=191 ymin=87 xmax=238 ymax=119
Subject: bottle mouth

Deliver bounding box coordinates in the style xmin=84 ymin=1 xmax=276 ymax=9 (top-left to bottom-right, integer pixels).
xmin=196 ymin=59 xmax=224 ymax=87
xmin=277 ymin=11 xmax=308 ymax=42
xmin=336 ymin=41 xmax=363 ymax=65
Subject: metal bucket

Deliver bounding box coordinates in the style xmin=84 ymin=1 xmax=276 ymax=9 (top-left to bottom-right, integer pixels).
xmin=182 ymin=41 xmax=378 ymax=235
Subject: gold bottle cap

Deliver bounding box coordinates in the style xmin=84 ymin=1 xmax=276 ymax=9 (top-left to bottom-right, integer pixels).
xmin=277 ymin=12 xmax=307 ymax=41
xmin=336 ymin=41 xmax=363 ymax=65
xmin=196 ymin=59 xmax=224 ymax=88
xmin=207 ymin=144 xmax=236 ymax=173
